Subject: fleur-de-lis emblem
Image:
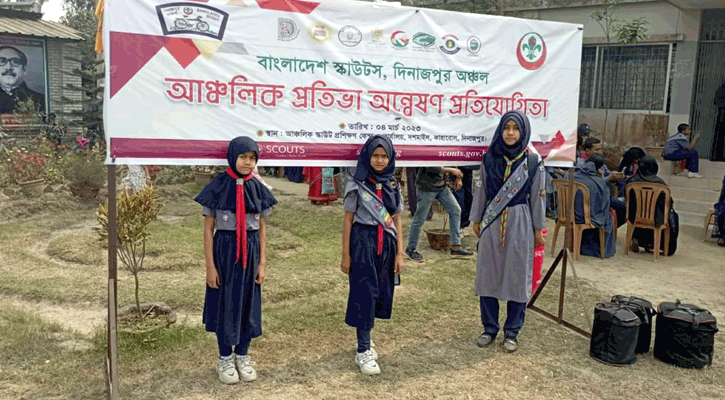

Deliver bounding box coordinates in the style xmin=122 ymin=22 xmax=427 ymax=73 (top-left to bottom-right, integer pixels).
xmin=522 ymin=35 xmax=542 ymax=60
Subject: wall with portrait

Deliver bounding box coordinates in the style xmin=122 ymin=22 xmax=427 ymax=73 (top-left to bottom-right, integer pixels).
xmin=0 ymin=35 xmax=48 ymax=115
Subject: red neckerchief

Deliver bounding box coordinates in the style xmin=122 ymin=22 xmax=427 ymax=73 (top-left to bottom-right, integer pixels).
xmin=369 ymin=178 xmax=384 ymax=255
xmin=226 ymin=167 xmax=254 ymax=268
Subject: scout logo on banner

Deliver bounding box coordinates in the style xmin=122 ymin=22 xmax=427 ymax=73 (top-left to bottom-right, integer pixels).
xmin=103 ymin=0 xmax=582 ymax=166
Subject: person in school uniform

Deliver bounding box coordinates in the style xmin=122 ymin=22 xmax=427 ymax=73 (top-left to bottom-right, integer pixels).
xmin=471 ymin=110 xmax=546 ymax=353
xmin=574 ymin=154 xmax=617 ymax=258
xmin=194 ymin=137 xmax=278 ymax=384
xmin=626 ymin=156 xmax=679 ymax=255
xmin=663 ymin=123 xmax=702 ymax=178
xmin=616 ymin=147 xmax=646 ymax=197
xmin=341 ymin=135 xmax=404 ymax=375
xmin=715 ymin=173 xmax=725 ymax=247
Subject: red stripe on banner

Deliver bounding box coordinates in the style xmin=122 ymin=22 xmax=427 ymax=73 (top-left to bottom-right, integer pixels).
xmin=530 ymin=130 xmax=565 ymax=159
xmin=109 ymin=32 xmax=168 ymax=98
xmin=109 ymin=138 xmax=488 ymax=162
xmin=255 ymin=0 xmax=319 ymax=14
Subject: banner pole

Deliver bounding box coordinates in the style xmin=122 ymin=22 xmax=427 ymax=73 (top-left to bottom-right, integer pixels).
xmin=107 ymin=165 xmax=119 ymax=400
xmin=565 ymin=168 xmax=575 ymax=251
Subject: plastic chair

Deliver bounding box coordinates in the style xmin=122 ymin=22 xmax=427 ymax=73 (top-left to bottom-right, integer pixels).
xmin=624 ymin=182 xmax=671 ymax=261
xmin=551 ymin=179 xmax=606 ymax=261
xmin=702 ymin=209 xmax=717 ymax=241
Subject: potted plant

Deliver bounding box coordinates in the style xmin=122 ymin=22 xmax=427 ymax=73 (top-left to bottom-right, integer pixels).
xmin=96 ymin=187 xmax=175 ymax=333
xmin=640 ymin=102 xmax=667 ymax=158
xmin=8 ymin=150 xmax=47 ymax=196
xmin=192 ymin=165 xmax=216 ymax=186
xmin=63 ymin=149 xmax=106 ymax=200
xmin=425 ymin=201 xmax=450 ymax=250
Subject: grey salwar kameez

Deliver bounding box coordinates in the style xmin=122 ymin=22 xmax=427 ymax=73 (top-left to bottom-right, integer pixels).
xmin=470 ymin=162 xmax=547 ymax=303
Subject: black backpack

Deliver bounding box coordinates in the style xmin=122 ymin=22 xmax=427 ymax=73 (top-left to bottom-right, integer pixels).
xmin=590 ymin=302 xmax=641 ymax=365
xmin=611 ymin=295 xmax=656 ymax=353
xmin=653 ymin=300 xmax=718 ymax=368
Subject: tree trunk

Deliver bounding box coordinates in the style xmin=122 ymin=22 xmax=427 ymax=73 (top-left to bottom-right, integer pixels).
xmin=134 ymin=272 xmax=142 ymax=321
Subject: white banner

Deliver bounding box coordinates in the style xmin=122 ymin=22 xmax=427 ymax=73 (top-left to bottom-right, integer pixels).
xmin=103 ymin=0 xmax=582 ymax=166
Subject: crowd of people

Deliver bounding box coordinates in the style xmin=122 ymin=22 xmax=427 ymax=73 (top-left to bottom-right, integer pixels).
xmin=192 ymin=113 xmax=721 ymax=384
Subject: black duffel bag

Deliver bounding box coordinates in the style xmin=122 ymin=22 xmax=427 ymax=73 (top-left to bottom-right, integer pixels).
xmin=611 ymin=295 xmax=656 ymax=353
xmin=654 ymin=300 xmax=718 ymax=368
xmin=590 ymin=302 xmax=641 ymax=365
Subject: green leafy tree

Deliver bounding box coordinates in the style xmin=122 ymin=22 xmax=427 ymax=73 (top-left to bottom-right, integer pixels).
xmin=616 ymin=17 xmax=650 ymax=44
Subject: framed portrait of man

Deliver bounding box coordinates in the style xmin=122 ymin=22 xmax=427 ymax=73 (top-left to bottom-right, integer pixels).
xmin=0 ymin=35 xmax=48 ymax=116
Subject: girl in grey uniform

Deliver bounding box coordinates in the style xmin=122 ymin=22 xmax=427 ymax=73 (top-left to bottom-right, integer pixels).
xmin=341 ymin=135 xmax=404 ymax=375
xmin=471 ymin=110 xmax=546 ymax=353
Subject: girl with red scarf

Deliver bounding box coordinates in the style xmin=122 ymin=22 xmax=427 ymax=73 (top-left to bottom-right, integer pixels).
xmin=341 ymin=135 xmax=403 ymax=375
xmin=195 ymin=137 xmax=278 ymax=384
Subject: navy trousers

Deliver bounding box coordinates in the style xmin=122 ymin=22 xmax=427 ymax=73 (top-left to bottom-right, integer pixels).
xmin=480 ymin=296 xmax=526 ymax=339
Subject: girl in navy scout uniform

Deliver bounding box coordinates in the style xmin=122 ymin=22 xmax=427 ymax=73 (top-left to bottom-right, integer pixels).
xmin=341 ymin=135 xmax=404 ymax=375
xmin=195 ymin=137 xmax=278 ymax=384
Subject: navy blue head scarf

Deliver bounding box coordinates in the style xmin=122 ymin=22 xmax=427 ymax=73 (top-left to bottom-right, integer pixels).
xmin=194 ymin=136 xmax=277 ymax=213
xmin=628 ymin=156 xmax=665 ymax=185
xmin=353 ymin=135 xmax=401 ymax=214
xmin=482 ymin=110 xmax=532 ymax=198
xmin=227 ymin=136 xmax=258 ymax=176
xmin=619 ymin=147 xmax=646 ymax=172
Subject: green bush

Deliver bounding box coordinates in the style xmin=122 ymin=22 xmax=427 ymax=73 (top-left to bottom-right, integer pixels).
xmin=96 ymin=187 xmax=163 ymax=320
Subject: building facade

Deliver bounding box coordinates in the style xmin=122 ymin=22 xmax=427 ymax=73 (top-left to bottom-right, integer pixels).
xmin=503 ymin=0 xmax=725 ymax=160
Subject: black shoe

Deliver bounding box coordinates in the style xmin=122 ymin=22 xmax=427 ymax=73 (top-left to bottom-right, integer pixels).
xmin=405 ymin=247 xmax=424 ymax=263
xmin=475 ymin=333 xmax=495 ymax=347
xmin=630 ymin=238 xmax=640 ymax=253
xmin=450 ymin=247 xmax=474 ymax=258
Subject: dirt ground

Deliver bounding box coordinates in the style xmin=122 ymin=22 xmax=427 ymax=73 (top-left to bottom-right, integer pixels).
xmin=267 ymin=176 xmax=725 ymax=317
xmin=2 ymin=175 xmax=724 ymax=347
xmin=1 ymin=176 xmax=723 ymax=400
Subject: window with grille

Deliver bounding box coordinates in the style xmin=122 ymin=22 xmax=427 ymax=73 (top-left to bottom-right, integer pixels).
xmin=579 ymin=44 xmax=673 ymax=111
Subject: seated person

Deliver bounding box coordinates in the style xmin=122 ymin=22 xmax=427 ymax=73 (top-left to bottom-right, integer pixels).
xmin=625 ymin=156 xmax=679 ymax=255
xmin=617 ymin=147 xmax=646 ymax=196
xmin=663 ymin=123 xmax=702 ymax=178
xmin=574 ymin=137 xmax=626 ymax=227
xmin=576 ymin=123 xmax=591 ymax=158
xmin=574 ymin=154 xmax=616 ymax=258
xmin=714 ymin=173 xmax=725 ymax=247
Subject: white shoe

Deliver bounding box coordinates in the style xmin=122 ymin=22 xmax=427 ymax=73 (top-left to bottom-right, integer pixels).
xmin=218 ymin=356 xmax=239 ymax=384
xmin=687 ymin=171 xmax=703 ymax=178
xmin=354 ymin=339 xmax=377 ymax=359
xmin=235 ymin=355 xmax=257 ymax=382
xmin=355 ymin=349 xmax=381 ymax=375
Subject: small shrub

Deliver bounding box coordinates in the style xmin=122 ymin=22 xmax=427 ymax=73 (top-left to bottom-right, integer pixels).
xmin=8 ymin=151 xmax=46 ymax=183
xmin=96 ymin=187 xmax=163 ymax=320
xmin=62 ymin=150 xmax=106 ymax=188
